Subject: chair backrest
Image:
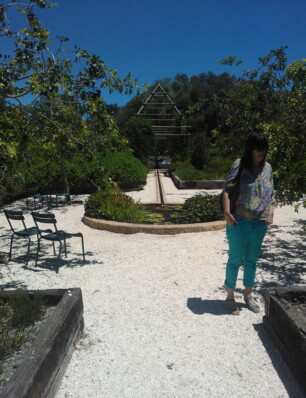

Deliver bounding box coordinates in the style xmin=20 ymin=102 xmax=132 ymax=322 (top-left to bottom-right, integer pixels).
xmin=4 ymin=210 xmax=27 ymax=232
xmin=31 ymin=212 xmax=58 ymax=236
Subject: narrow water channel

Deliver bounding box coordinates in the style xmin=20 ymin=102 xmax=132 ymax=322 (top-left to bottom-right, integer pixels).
xmin=156 ymin=168 xmax=165 ymax=205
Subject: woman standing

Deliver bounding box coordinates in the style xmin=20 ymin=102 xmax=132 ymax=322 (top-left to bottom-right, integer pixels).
xmin=222 ymin=133 xmax=274 ymax=315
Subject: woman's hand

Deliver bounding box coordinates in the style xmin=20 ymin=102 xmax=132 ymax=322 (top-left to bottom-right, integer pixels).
xmin=222 ymin=191 xmax=238 ymax=225
xmin=265 ymin=205 xmax=274 ymax=225
xmin=224 ymin=211 xmax=238 ymax=226
xmin=265 ymin=214 xmax=273 ymax=225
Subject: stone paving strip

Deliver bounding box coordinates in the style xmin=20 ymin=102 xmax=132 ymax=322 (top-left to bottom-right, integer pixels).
xmin=126 ymin=171 xmax=222 ymax=205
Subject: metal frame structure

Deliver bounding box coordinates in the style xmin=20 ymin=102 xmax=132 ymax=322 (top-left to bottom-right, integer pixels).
xmin=136 ymin=83 xmax=189 ymax=162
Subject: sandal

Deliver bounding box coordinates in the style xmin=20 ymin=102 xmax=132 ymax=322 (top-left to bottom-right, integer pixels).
xmin=244 ymin=296 xmax=260 ymax=313
xmin=225 ymin=298 xmax=240 ymax=315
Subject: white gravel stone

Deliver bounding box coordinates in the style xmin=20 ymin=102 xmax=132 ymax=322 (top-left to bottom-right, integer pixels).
xmin=160 ymin=173 xmax=221 ymax=203
xmin=125 ymin=171 xmax=158 ymax=203
xmin=0 ymin=179 xmax=305 ymax=398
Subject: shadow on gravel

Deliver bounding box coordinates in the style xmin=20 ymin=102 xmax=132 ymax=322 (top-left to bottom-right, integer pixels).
xmin=187 ymin=297 xmax=246 ymax=315
xmin=0 ymin=249 xmax=95 ymax=276
xmin=216 ymin=220 xmax=305 ymax=297
xmin=256 ymin=221 xmax=306 ymax=290
xmin=1 ymin=197 xmax=84 ymax=216
xmin=253 ymin=323 xmax=306 ymax=398
xmin=25 ymin=251 xmax=94 ymax=273
xmin=0 ymin=280 xmax=28 ymax=290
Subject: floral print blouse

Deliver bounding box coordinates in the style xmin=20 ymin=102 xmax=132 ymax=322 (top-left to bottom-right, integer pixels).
xmin=224 ymin=159 xmax=274 ymax=221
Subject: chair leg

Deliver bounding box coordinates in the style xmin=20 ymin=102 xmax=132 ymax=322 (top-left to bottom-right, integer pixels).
xmin=35 ymin=238 xmax=40 ymax=267
xmin=58 ymin=241 xmax=62 ymax=259
xmin=52 ymin=241 xmax=56 ymax=255
xmin=26 ymin=237 xmax=31 ymax=266
xmin=80 ymin=236 xmax=85 ymax=262
xmin=9 ymin=234 xmax=14 ymax=261
xmin=64 ymin=239 xmax=67 ymax=257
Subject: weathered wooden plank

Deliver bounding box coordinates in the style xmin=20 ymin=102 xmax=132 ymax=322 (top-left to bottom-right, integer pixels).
xmin=267 ymin=295 xmax=306 ymax=369
xmin=0 ymin=288 xmax=84 ymax=398
xmin=263 ymin=316 xmax=306 ymax=394
xmin=264 ymin=287 xmax=306 ymax=395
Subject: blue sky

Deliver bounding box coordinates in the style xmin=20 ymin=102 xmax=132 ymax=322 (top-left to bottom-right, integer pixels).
xmin=8 ymin=0 xmax=306 ymax=106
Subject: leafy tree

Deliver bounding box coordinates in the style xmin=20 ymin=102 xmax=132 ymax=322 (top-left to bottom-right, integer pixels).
xmin=0 ymin=0 xmax=137 ymax=104
xmin=23 ymin=95 xmax=85 ymax=191
xmin=0 ymin=0 xmax=140 ymax=202
xmin=217 ymin=48 xmax=306 ymax=205
xmin=122 ymin=117 xmax=153 ymax=164
xmin=118 ymin=73 xmax=236 ymax=168
xmin=0 ymin=103 xmax=29 ymax=203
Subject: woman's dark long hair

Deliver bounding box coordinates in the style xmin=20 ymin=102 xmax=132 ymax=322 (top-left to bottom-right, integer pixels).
xmin=229 ymin=133 xmax=269 ymax=211
xmin=240 ymin=133 xmax=269 ymax=171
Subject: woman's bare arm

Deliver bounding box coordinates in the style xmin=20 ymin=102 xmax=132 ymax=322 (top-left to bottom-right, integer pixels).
xmin=265 ymin=205 xmax=274 ymax=225
xmin=222 ymin=191 xmax=238 ymax=226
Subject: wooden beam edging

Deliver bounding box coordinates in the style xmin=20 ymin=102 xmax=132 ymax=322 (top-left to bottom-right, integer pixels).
xmin=263 ymin=286 xmax=306 ymax=395
xmin=0 ymin=288 xmax=84 ymax=398
xmin=82 ymin=216 xmax=226 ymax=235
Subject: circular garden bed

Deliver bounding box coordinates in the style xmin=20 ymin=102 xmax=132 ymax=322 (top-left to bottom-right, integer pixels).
xmin=82 ymin=215 xmax=225 ymax=235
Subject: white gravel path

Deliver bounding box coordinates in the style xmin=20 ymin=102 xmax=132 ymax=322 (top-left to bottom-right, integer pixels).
xmin=126 ymin=171 xmax=221 ymax=205
xmin=126 ymin=172 xmax=159 ymax=203
xmin=160 ymin=174 xmax=221 ymax=204
xmin=0 ymin=180 xmax=305 ymax=398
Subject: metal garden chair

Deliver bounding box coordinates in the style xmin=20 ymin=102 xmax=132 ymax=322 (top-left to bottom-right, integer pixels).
xmin=26 ymin=183 xmax=49 ymax=209
xmin=44 ymin=182 xmax=71 ymax=207
xmin=4 ymin=210 xmax=50 ymax=265
xmin=31 ymin=212 xmax=85 ymax=266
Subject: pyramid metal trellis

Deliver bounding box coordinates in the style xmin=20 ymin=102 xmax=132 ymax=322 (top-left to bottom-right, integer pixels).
xmin=136 ymin=83 xmax=189 ymax=140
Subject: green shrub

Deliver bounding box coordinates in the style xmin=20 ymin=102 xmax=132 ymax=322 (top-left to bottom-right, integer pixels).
xmin=172 ymin=157 xmax=233 ymax=180
xmin=174 ymin=165 xmax=205 ymax=180
xmin=168 ymin=158 xmax=192 ymax=173
xmin=9 ymin=290 xmax=46 ymax=329
xmin=84 ymin=186 xmax=147 ymax=223
xmin=0 ymin=320 xmax=26 ymax=359
xmin=183 ymin=194 xmax=223 ymax=222
xmin=0 ymin=291 xmax=47 ymax=360
xmin=102 ymin=151 xmax=148 ymax=189
xmin=203 ymin=158 xmax=233 ymax=178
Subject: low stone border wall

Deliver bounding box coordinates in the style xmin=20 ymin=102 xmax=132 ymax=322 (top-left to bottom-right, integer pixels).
xmin=172 ymin=174 xmax=224 ymax=189
xmin=83 ymin=215 xmax=225 ymax=235
xmin=0 ymin=288 xmax=84 ymax=398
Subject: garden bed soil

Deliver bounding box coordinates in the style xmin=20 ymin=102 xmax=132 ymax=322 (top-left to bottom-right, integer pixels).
xmin=263 ymin=286 xmax=306 ymax=394
xmin=171 ymin=174 xmax=225 ymax=189
xmin=0 ymin=253 xmax=9 ymax=264
xmin=142 ymin=204 xmax=188 ymax=224
xmin=0 ymin=304 xmax=55 ymax=392
xmin=0 ymin=288 xmax=84 ymax=398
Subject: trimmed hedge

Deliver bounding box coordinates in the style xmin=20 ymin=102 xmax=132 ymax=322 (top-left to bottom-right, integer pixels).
xmin=170 ymin=157 xmax=233 ymax=180
xmin=84 ymin=186 xmax=147 ymax=223
xmin=183 ymin=194 xmax=223 ymax=222
xmin=102 ymin=151 xmax=148 ymax=189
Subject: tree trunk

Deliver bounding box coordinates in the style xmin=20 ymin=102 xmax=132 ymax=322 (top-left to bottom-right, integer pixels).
xmin=60 ymin=161 xmax=69 ymax=193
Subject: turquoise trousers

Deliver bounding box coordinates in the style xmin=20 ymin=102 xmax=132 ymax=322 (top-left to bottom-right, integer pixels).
xmin=225 ymin=217 xmax=267 ymax=290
